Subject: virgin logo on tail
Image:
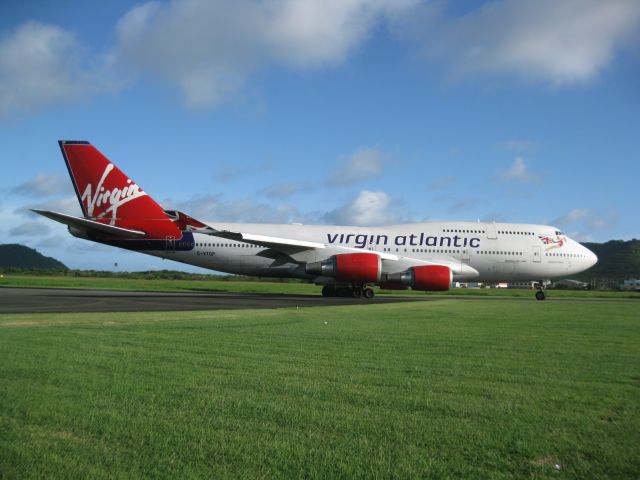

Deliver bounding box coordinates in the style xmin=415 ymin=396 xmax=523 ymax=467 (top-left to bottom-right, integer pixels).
xmin=81 ymin=163 xmax=147 ymax=224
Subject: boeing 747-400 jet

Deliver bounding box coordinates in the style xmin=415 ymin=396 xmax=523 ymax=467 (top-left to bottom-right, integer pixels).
xmin=35 ymin=141 xmax=598 ymax=300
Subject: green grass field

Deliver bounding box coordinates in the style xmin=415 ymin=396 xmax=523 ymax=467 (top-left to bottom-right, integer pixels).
xmin=1 ymin=299 xmax=639 ymax=478
xmin=0 ymin=274 xmax=321 ymax=295
xmin=1 ymin=274 xmax=637 ymax=299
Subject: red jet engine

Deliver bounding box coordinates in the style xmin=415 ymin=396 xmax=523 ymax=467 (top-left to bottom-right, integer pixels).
xmin=384 ymin=265 xmax=451 ymax=291
xmin=305 ymin=253 xmax=381 ymax=283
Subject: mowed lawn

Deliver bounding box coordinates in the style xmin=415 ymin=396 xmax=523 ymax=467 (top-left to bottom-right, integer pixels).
xmin=1 ymin=300 xmax=639 ymax=479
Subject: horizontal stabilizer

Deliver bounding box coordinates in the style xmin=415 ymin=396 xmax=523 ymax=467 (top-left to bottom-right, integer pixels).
xmin=31 ymin=210 xmax=146 ymax=238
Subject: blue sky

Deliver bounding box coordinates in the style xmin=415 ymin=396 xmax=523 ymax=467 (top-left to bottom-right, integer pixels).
xmin=1 ymin=0 xmax=639 ymax=271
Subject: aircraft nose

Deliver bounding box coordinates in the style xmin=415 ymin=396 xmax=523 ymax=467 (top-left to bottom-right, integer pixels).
xmin=585 ymin=248 xmax=598 ymax=268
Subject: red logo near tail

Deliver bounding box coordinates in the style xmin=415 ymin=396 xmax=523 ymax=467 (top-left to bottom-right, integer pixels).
xmin=538 ymin=234 xmax=565 ymax=250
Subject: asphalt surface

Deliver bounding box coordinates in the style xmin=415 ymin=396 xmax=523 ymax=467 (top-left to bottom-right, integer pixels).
xmin=2 ymin=287 xmax=637 ymax=314
xmin=0 ymin=287 xmax=424 ymax=313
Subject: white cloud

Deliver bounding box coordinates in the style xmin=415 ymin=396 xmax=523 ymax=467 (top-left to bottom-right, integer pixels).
xmin=113 ymin=0 xmax=416 ymax=109
xmin=9 ymin=221 xmax=50 ymax=237
xmin=168 ymin=193 xmax=304 ymax=224
xmin=4 ymin=0 xmax=633 ymax=120
xmin=480 ymin=212 xmax=508 ymax=223
xmin=551 ymin=208 xmax=618 ymax=230
xmin=11 ymin=173 xmax=72 ymax=197
xmin=446 ymin=197 xmax=477 ymax=213
xmin=1 ymin=0 xmax=636 ymax=121
xmin=260 ymin=182 xmax=312 ymax=199
xmin=498 ymin=157 xmax=541 ymax=183
xmin=323 ymin=190 xmax=402 ymax=226
xmin=397 ymin=0 xmax=640 ymax=85
xmin=17 ymin=196 xmax=82 ymax=217
xmin=428 ymin=176 xmax=455 ymax=191
xmin=34 ymin=235 xmax=68 ymax=248
xmin=569 ymin=232 xmax=594 ymax=243
xmin=552 ymin=208 xmax=589 ymax=226
xmin=214 ymin=160 xmax=274 ymax=183
xmin=499 ymin=139 xmax=536 ymax=154
xmin=327 ymin=147 xmax=385 ymax=186
xmin=0 ymin=22 xmax=112 ymax=117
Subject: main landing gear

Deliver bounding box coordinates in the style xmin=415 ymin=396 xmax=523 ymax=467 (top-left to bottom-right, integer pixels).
xmin=321 ymin=285 xmax=375 ymax=299
xmin=535 ymin=281 xmax=548 ymax=301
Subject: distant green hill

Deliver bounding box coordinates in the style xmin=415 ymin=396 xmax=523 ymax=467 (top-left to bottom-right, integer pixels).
xmin=577 ymin=239 xmax=640 ymax=281
xmin=0 ymin=244 xmax=68 ymax=271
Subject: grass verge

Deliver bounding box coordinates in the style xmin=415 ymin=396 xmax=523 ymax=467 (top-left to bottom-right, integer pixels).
xmin=1 ymin=274 xmax=638 ymax=299
xmin=1 ymin=300 xmax=639 ymax=478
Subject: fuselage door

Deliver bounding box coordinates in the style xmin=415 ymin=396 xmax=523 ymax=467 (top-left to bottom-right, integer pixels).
xmin=532 ymin=245 xmax=541 ymax=263
xmin=485 ymin=223 xmax=497 ymax=240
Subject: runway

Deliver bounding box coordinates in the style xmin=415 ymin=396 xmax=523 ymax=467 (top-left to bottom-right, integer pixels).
xmin=0 ymin=287 xmax=422 ymax=313
xmin=1 ymin=287 xmax=636 ymax=314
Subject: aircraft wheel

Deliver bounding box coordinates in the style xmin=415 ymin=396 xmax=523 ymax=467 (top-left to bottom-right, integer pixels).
xmin=535 ymin=290 xmax=546 ymax=301
xmin=352 ymin=287 xmax=362 ymax=298
xmin=363 ymin=288 xmax=375 ymax=299
xmin=321 ymin=285 xmax=334 ymax=297
xmin=337 ymin=287 xmax=351 ymax=297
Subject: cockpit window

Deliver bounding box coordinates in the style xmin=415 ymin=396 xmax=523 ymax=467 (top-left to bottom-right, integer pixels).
xmin=555 ymin=230 xmax=563 ymax=235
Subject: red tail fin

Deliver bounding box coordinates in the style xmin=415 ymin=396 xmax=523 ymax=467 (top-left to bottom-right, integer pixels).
xmin=60 ymin=140 xmax=180 ymax=238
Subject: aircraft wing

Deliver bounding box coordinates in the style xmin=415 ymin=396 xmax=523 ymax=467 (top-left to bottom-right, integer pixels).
xmin=205 ymin=227 xmax=401 ymax=259
xmin=32 ymin=210 xmax=146 ymax=238
xmin=209 ymin=230 xmax=325 ymax=250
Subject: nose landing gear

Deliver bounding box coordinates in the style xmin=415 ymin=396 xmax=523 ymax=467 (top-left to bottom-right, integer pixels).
xmin=535 ymin=281 xmax=548 ymax=301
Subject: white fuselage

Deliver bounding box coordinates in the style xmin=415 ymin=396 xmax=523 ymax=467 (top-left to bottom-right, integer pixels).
xmin=144 ymin=221 xmax=597 ymax=283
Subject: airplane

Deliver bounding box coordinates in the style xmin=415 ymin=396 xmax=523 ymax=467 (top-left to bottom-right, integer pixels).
xmin=34 ymin=141 xmax=598 ymax=301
